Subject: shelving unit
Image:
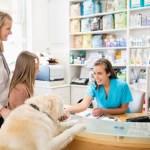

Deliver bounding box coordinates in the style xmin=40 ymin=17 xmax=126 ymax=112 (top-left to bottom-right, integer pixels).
xmin=128 ymin=3 xmax=150 ymax=112
xmin=69 ymin=0 xmax=150 ymax=110
xmin=69 ymin=0 xmax=128 ymax=104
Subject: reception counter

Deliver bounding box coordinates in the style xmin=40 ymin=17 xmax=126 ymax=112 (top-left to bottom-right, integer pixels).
xmin=63 ymin=113 xmax=150 ymax=150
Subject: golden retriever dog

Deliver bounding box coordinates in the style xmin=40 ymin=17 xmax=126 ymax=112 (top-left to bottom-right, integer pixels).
xmin=0 ymin=94 xmax=85 ymax=150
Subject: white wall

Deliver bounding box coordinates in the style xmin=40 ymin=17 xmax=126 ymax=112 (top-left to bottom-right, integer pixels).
xmin=31 ymin=0 xmax=50 ymax=52
xmin=49 ymin=0 xmax=69 ymax=83
xmin=31 ymin=0 xmax=70 ymax=83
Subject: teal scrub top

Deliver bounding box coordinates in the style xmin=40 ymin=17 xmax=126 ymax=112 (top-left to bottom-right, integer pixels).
xmin=85 ymin=78 xmax=133 ymax=113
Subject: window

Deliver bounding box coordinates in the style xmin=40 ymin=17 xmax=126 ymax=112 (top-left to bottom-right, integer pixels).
xmin=0 ymin=0 xmax=27 ymax=71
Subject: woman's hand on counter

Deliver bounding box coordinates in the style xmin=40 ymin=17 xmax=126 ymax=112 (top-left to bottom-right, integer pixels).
xmin=92 ymin=107 xmax=103 ymax=117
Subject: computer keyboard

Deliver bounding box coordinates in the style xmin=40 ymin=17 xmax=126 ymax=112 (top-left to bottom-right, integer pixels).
xmin=126 ymin=116 xmax=150 ymax=122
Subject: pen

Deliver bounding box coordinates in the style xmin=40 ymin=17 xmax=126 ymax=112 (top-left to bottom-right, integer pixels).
xmin=85 ymin=113 xmax=91 ymax=117
xmin=97 ymin=114 xmax=103 ymax=119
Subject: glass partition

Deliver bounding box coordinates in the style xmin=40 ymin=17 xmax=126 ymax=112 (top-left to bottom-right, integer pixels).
xmin=69 ymin=114 xmax=150 ymax=138
xmin=85 ymin=119 xmax=150 ymax=138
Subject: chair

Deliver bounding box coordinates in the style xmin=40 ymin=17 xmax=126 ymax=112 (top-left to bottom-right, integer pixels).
xmin=129 ymin=87 xmax=145 ymax=113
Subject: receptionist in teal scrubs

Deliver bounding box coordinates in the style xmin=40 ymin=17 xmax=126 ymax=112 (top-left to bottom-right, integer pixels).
xmin=67 ymin=58 xmax=133 ymax=117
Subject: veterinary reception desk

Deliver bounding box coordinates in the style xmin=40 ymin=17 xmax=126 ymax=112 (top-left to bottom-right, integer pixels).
xmin=63 ymin=113 xmax=150 ymax=150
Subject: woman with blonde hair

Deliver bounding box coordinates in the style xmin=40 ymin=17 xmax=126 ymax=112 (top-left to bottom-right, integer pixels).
xmin=8 ymin=51 xmax=39 ymax=110
xmin=0 ymin=11 xmax=12 ymax=127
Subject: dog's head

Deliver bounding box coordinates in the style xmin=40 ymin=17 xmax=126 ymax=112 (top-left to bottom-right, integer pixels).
xmin=25 ymin=94 xmax=64 ymax=120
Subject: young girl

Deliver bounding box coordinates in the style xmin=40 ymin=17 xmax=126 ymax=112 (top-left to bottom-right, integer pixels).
xmin=8 ymin=51 xmax=39 ymax=110
xmin=66 ymin=58 xmax=133 ymax=117
xmin=0 ymin=11 xmax=12 ymax=126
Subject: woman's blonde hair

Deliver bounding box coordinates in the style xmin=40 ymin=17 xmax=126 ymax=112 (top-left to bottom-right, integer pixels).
xmin=0 ymin=11 xmax=12 ymax=52
xmin=9 ymin=51 xmax=39 ymax=95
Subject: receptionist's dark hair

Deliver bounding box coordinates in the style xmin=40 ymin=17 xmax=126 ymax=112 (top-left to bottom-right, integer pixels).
xmin=94 ymin=58 xmax=117 ymax=79
xmin=94 ymin=58 xmax=117 ymax=89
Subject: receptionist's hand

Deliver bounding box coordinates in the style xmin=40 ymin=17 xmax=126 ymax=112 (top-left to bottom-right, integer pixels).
xmin=92 ymin=107 xmax=103 ymax=117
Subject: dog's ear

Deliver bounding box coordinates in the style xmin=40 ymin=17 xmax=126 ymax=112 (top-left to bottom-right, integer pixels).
xmin=48 ymin=95 xmax=64 ymax=120
xmin=48 ymin=96 xmax=58 ymax=120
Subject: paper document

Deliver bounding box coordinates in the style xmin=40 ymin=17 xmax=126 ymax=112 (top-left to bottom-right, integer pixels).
xmin=101 ymin=116 xmax=118 ymax=121
xmin=76 ymin=110 xmax=102 ymax=119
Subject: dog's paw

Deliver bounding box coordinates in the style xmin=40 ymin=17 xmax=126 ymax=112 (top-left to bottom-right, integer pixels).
xmin=77 ymin=123 xmax=85 ymax=130
xmin=73 ymin=123 xmax=85 ymax=133
xmin=69 ymin=119 xmax=80 ymax=126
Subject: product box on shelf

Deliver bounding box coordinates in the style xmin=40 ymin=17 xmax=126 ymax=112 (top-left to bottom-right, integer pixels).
xmin=144 ymin=0 xmax=150 ymax=7
xmin=130 ymin=0 xmax=144 ymax=8
xmin=70 ymin=19 xmax=80 ymax=33
xmin=106 ymin=0 xmax=115 ymax=12
xmin=70 ymin=3 xmax=80 ymax=17
xmin=92 ymin=34 xmax=102 ymax=48
xmin=82 ymin=0 xmax=95 ymax=15
xmin=147 ymin=14 xmax=150 ymax=25
xmin=102 ymin=14 xmax=114 ymax=30
xmin=115 ymin=12 xmax=127 ymax=29
xmin=81 ymin=18 xmax=91 ymax=32
xmin=83 ymin=34 xmax=92 ymax=48
xmin=90 ymin=17 xmax=101 ymax=31
xmin=74 ymin=35 xmax=83 ymax=48
xmin=142 ymin=14 xmax=147 ymax=26
xmin=115 ymin=0 xmax=127 ymax=11
xmin=81 ymin=0 xmax=102 ymax=15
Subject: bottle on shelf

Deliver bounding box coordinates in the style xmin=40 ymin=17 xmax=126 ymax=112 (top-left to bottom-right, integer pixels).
xmin=70 ymin=52 xmax=74 ymax=64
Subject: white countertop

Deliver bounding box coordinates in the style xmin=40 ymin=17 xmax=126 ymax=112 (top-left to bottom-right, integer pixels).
xmin=35 ymin=80 xmax=70 ymax=89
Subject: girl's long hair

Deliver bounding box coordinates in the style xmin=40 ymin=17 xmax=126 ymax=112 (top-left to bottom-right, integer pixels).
xmin=9 ymin=51 xmax=39 ymax=96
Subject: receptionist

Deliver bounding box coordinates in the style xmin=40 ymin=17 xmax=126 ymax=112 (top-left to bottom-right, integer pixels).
xmin=67 ymin=58 xmax=133 ymax=117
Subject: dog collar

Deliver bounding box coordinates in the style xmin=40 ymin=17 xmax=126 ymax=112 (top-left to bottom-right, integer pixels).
xmin=29 ymin=103 xmax=54 ymax=121
xmin=29 ymin=103 xmax=62 ymax=131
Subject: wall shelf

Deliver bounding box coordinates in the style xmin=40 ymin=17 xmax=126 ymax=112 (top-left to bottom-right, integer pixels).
xmin=70 ymin=10 xmax=127 ymax=19
xmin=70 ymin=28 xmax=127 ymax=35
